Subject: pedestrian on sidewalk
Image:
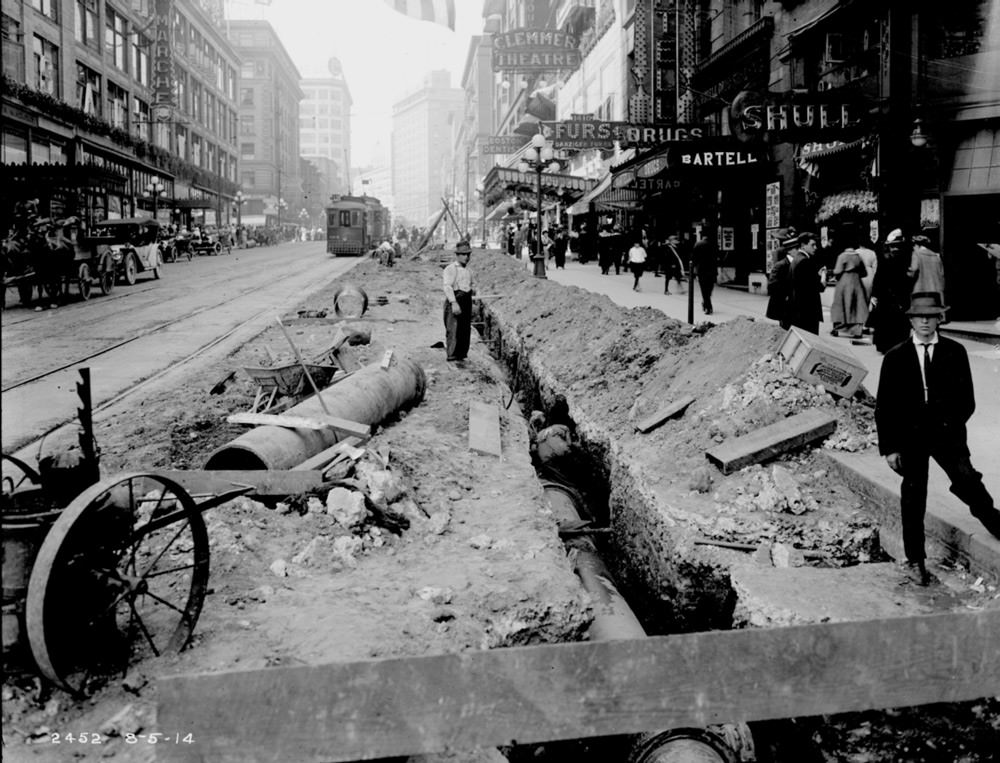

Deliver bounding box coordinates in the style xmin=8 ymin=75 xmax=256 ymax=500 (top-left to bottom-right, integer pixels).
xmin=907 ymin=233 xmax=945 ymax=297
xmin=875 ymin=292 xmax=1000 ymax=586
xmin=857 ymin=239 xmax=878 ymax=300
xmin=830 ymin=235 xmax=869 ymax=338
xmin=692 ymin=229 xmax=718 ymax=315
xmin=765 ymin=229 xmax=797 ymax=328
xmin=598 ymin=223 xmax=614 ymax=275
xmin=787 ymin=231 xmax=826 ymax=334
xmin=869 ymin=229 xmax=913 ymax=353
xmin=628 ymin=238 xmax=647 ymax=291
xmin=663 ymin=234 xmax=687 ymax=295
xmin=442 ymin=240 xmax=475 ymax=363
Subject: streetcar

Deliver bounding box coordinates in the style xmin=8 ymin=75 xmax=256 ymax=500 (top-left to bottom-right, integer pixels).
xmin=325 ymin=195 xmax=390 ymax=256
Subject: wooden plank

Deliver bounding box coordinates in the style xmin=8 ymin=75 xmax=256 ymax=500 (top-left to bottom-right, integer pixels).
xmin=227 ymin=412 xmax=371 ymax=439
xmin=158 ymin=609 xmax=1000 ymax=763
xmin=156 ymin=470 xmax=325 ymax=499
xmin=634 ymin=395 xmax=696 ymax=433
xmin=291 ymin=436 xmax=364 ymax=471
xmin=705 ymin=409 xmax=836 ymax=475
xmin=380 ymin=349 xmax=394 ymax=369
xmin=468 ymin=400 xmax=502 ymax=457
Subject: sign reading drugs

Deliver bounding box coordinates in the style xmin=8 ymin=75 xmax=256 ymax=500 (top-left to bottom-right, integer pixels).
xmin=542 ymin=116 xmax=706 ymax=149
xmin=492 ymin=28 xmax=581 ymax=71
xmin=152 ymin=0 xmax=175 ymax=114
xmin=481 ymin=135 xmax=527 ymax=154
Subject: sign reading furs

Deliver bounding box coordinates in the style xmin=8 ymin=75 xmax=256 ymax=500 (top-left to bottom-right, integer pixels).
xmin=541 ymin=116 xmax=706 ymax=149
xmin=492 ymin=28 xmax=581 ymax=71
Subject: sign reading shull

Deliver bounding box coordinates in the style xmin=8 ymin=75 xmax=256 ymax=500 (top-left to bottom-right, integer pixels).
xmin=152 ymin=0 xmax=175 ymax=118
xmin=492 ymin=28 xmax=582 ymax=71
xmin=729 ymin=90 xmax=866 ymax=141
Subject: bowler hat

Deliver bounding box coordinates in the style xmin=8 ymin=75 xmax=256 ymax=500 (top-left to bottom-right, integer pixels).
xmin=885 ymin=228 xmax=905 ymax=245
xmin=455 ymin=240 xmax=472 ymax=254
xmin=906 ymin=291 xmax=949 ymax=316
xmin=777 ymin=227 xmax=799 ymax=248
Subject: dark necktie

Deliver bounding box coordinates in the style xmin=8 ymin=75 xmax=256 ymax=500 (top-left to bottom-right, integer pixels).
xmin=922 ymin=344 xmax=933 ymax=402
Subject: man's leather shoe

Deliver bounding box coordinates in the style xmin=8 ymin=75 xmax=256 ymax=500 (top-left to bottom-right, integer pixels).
xmin=904 ymin=561 xmax=932 ymax=586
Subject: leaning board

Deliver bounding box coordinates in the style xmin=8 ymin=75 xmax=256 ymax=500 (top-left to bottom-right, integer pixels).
xmin=705 ymin=408 xmax=837 ymax=474
xmin=468 ymin=400 xmax=502 ymax=457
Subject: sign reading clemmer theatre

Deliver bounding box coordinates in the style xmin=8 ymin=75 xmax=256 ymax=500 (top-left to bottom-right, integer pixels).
xmin=492 ymin=28 xmax=582 ymax=71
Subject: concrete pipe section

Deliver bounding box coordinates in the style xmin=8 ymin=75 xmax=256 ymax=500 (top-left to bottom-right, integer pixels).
xmin=205 ymin=357 xmax=426 ymax=470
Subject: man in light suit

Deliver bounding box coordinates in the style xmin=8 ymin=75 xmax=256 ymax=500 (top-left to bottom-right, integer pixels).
xmin=875 ymin=292 xmax=1000 ymax=585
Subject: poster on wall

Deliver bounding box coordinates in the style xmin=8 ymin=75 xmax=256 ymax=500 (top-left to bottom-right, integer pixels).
xmin=721 ymin=227 xmax=735 ymax=251
xmin=765 ymin=181 xmax=781 ymax=229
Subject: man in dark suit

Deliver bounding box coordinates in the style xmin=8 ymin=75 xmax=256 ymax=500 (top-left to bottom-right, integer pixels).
xmin=691 ymin=230 xmax=717 ymax=314
xmin=875 ymin=292 xmax=1000 ymax=586
xmin=765 ymin=230 xmax=798 ymax=329
xmin=787 ymin=231 xmax=827 ymax=334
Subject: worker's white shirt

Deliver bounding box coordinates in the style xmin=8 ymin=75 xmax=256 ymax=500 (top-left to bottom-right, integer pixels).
xmin=443 ymin=262 xmax=473 ymax=303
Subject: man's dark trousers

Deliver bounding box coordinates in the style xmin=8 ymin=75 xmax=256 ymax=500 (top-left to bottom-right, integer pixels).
xmin=444 ymin=290 xmax=473 ymax=360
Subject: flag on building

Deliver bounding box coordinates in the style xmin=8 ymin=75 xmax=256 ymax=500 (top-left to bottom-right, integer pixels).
xmin=383 ymin=0 xmax=455 ymax=31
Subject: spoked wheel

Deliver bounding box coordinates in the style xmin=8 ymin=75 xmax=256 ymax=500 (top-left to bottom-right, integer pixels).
xmin=151 ymin=250 xmax=162 ymax=280
xmin=77 ymin=263 xmax=92 ymax=301
xmin=25 ymin=473 xmax=210 ymax=696
xmin=123 ymin=253 xmax=138 ymax=285
xmin=212 ymin=242 xmax=221 ymax=256
xmin=185 ymin=246 xmax=193 ymax=262
xmin=99 ymin=256 xmax=115 ymax=296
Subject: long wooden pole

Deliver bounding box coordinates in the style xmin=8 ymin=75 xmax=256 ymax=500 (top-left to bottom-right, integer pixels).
xmin=275 ymin=317 xmax=330 ymax=415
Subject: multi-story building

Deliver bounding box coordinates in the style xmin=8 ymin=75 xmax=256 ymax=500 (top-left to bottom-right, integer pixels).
xmin=451 ymin=34 xmax=495 ymax=238
xmin=227 ymin=19 xmax=302 ymax=228
xmin=1 ymin=0 xmax=240 ymax=227
xmin=299 ymin=59 xmax=352 ymax=198
xmin=391 ymin=69 xmax=464 ymax=229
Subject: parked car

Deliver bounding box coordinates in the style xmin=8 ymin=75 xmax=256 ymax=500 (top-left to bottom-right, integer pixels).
xmin=90 ymin=218 xmax=164 ymax=285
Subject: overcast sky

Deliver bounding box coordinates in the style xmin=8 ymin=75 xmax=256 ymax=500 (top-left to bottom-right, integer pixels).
xmin=227 ymin=0 xmax=485 ymax=166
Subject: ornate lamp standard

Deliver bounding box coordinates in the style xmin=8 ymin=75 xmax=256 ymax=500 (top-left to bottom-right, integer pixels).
xmin=234 ymin=190 xmax=245 ymax=228
xmin=475 ymin=181 xmax=487 ymax=248
xmin=146 ymin=176 xmax=166 ymax=221
xmin=277 ymin=197 xmax=287 ymax=230
xmin=517 ymin=132 xmax=559 ymax=279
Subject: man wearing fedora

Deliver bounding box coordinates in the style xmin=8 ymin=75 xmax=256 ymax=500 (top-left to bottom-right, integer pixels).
xmin=765 ymin=229 xmax=798 ymax=329
xmin=442 ymin=240 xmax=475 ymax=363
xmin=875 ymin=291 xmax=1000 ymax=586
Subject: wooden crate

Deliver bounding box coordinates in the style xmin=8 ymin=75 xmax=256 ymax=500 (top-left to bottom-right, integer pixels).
xmin=778 ymin=327 xmax=868 ymax=398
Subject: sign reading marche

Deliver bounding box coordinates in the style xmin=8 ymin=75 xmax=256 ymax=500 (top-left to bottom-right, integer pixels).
xmin=493 ymin=27 xmax=582 ymax=71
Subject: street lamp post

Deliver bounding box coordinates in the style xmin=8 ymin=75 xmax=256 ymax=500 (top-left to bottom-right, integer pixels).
xmin=146 ymin=176 xmax=165 ymax=221
xmin=234 ymin=190 xmax=245 ymax=229
xmin=518 ymin=132 xmax=558 ymax=279
xmin=475 ymin=181 xmax=486 ymax=248
xmin=277 ymin=197 xmax=287 ymax=231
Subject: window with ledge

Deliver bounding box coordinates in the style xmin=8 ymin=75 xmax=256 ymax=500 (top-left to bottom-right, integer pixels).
xmin=133 ymin=97 xmax=150 ymax=141
xmin=32 ymin=35 xmax=59 ymax=97
xmin=241 ymin=142 xmax=255 ymax=160
xmin=176 ymin=127 xmax=187 ymax=160
xmin=31 ymin=0 xmax=58 ymax=22
xmin=240 ymin=115 xmax=255 ymax=135
xmin=191 ymin=134 xmax=202 ymax=167
xmin=3 ymin=128 xmax=29 ymax=164
xmin=106 ymin=81 xmax=128 ymax=129
xmin=76 ymin=63 xmax=101 ymax=116
xmin=241 ymin=87 xmax=254 ymax=106
xmin=74 ymin=0 xmax=98 ymax=49
xmin=131 ymin=31 xmax=149 ymax=86
xmin=105 ymin=7 xmax=127 ymax=72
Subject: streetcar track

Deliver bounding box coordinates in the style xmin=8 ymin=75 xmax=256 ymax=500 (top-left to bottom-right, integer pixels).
xmin=1 ymin=283 xmax=161 ymax=326
xmin=2 ymin=257 xmax=345 ymax=393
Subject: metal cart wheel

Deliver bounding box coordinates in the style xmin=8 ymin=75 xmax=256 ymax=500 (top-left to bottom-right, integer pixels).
xmin=123 ymin=252 xmax=138 ymax=285
xmin=25 ymin=473 xmax=210 ymax=696
xmin=212 ymin=242 xmax=222 ymax=256
xmin=76 ymin=262 xmax=92 ymax=301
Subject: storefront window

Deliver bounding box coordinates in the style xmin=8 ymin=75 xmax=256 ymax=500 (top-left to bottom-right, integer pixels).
xmin=2 ymin=128 xmax=28 ymax=164
xmin=32 ymin=35 xmax=59 ymax=97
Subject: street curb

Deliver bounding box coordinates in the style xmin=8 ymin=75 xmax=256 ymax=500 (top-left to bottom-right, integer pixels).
xmin=818 ymin=450 xmax=1000 ymax=581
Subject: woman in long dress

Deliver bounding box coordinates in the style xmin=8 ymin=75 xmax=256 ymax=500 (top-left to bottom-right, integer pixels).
xmin=830 ymin=245 xmax=869 ymax=337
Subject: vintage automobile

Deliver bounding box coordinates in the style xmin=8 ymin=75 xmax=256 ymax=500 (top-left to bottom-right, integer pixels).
xmin=89 ymin=218 xmax=164 ymax=285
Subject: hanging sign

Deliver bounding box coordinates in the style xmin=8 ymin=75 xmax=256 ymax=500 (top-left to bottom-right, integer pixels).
xmin=612 ymin=170 xmax=635 ymax=189
xmin=730 ymin=90 xmax=867 ymax=142
xmin=152 ymin=0 xmax=175 ymax=116
xmin=678 ymin=149 xmax=761 ymax=167
xmin=492 ymin=28 xmax=581 ymax=71
xmin=637 ymin=156 xmax=670 ymax=178
xmin=481 ymin=135 xmax=527 ymax=154
xmin=541 ymin=116 xmax=706 ymax=149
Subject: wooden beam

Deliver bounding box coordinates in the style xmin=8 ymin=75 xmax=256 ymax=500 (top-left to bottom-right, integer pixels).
xmin=158 ymin=610 xmax=1000 ymax=763
xmin=468 ymin=400 xmax=502 ymax=457
xmin=634 ymin=395 xmax=696 ymax=433
xmin=292 ymin=437 xmax=365 ymax=472
xmin=227 ymin=412 xmax=371 ymax=439
xmin=705 ymin=409 xmax=837 ymax=474
xmin=155 ymin=469 xmax=325 ymax=499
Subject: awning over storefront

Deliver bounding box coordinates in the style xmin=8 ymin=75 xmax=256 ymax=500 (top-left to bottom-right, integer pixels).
xmin=797 ymin=137 xmax=872 ymax=178
xmin=566 ymin=172 xmax=612 ymax=215
xmin=0 ymin=163 xmax=128 ymax=195
xmin=483 ymin=165 xmax=595 ymax=206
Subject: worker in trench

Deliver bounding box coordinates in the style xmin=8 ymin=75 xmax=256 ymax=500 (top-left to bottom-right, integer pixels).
xmin=442 ymin=239 xmax=475 ymax=363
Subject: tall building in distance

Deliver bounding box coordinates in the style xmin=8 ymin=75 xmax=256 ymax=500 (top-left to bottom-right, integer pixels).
xmin=391 ymin=70 xmax=464 ymax=229
xmin=228 ymin=19 xmax=303 ymax=227
xmin=299 ymin=57 xmax=352 ymax=206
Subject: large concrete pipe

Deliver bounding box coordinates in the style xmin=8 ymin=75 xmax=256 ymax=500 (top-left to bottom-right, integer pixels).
xmin=205 ymin=358 xmax=425 ymax=470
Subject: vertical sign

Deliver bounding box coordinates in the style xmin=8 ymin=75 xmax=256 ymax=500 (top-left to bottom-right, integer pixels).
xmin=765 ymin=180 xmax=781 ymax=272
xmin=152 ymin=0 xmax=175 ymax=120
xmin=721 ymin=227 xmax=735 ymax=251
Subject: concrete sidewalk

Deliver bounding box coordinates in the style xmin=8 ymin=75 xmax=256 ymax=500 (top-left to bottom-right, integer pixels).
xmin=537 ymin=257 xmax=1000 ymax=578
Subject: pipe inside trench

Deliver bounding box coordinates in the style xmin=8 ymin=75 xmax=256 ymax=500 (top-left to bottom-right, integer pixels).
xmin=204 ymin=358 xmax=426 ymax=470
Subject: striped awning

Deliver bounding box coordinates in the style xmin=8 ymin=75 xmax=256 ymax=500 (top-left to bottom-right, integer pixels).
xmin=798 ymin=138 xmax=867 ymax=162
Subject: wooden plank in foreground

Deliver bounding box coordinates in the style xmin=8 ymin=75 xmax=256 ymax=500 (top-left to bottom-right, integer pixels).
xmin=292 ymin=436 xmax=365 ymax=471
xmin=705 ymin=408 xmax=836 ymax=474
xmin=227 ymin=412 xmax=371 ymax=438
xmin=156 ymin=469 xmax=325 ymax=498
xmin=635 ymin=395 xmax=696 ymax=433
xmin=468 ymin=400 xmax=502 ymax=457
xmin=158 ymin=609 xmax=1000 ymax=763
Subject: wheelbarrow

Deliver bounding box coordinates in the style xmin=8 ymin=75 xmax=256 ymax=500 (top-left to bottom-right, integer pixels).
xmin=2 ymin=453 xmax=252 ymax=696
xmin=242 ymin=362 xmax=346 ymax=413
